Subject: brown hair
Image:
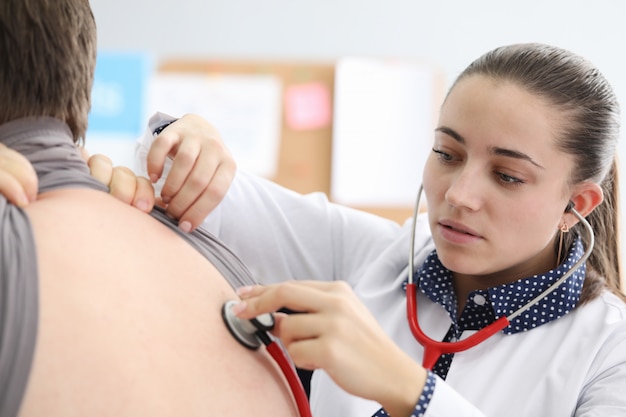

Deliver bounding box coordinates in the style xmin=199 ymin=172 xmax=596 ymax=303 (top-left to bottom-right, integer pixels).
xmin=452 ymin=43 xmax=624 ymax=304
xmin=0 ymin=0 xmax=97 ymax=144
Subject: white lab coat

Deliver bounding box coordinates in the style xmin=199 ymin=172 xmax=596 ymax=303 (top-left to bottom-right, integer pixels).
xmin=136 ymin=116 xmax=626 ymax=417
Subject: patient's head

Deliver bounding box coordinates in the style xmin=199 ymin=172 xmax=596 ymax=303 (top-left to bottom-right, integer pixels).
xmin=0 ymin=0 xmax=97 ymax=144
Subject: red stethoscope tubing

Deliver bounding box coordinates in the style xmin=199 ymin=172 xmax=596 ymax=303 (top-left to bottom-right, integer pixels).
xmin=406 ymin=283 xmax=510 ymax=370
xmin=406 ymin=186 xmax=593 ymax=371
xmin=266 ymin=340 xmax=313 ymax=417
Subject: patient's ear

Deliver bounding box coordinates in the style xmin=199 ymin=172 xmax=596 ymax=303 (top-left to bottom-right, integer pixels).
xmin=564 ymin=182 xmax=604 ymax=224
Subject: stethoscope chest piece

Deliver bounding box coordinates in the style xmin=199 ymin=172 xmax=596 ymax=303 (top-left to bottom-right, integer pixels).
xmin=221 ymin=300 xmax=275 ymax=350
xmin=221 ymin=301 xmax=311 ymax=417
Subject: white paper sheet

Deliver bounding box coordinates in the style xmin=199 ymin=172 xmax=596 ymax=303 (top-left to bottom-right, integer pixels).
xmin=145 ymin=73 xmax=282 ymax=178
xmin=331 ymin=58 xmax=439 ymax=207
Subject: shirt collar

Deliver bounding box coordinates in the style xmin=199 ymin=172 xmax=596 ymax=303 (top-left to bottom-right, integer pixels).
xmin=409 ymin=236 xmax=586 ymax=334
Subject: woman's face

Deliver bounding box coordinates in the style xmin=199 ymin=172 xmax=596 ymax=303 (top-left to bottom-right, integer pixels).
xmin=422 ymin=75 xmax=575 ymax=285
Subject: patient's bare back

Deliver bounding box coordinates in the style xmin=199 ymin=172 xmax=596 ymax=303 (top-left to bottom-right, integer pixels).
xmin=18 ymin=188 xmax=298 ymax=417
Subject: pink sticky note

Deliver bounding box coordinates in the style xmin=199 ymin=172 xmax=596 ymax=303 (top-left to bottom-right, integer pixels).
xmin=284 ymin=83 xmax=331 ymax=131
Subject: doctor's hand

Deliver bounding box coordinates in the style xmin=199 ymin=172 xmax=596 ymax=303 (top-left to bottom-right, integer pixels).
xmin=0 ymin=142 xmax=38 ymax=207
xmin=145 ymin=114 xmax=236 ymax=232
xmin=234 ymin=281 xmax=428 ymax=417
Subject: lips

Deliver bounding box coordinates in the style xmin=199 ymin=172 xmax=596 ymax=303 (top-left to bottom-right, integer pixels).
xmin=439 ymin=219 xmax=482 ymax=238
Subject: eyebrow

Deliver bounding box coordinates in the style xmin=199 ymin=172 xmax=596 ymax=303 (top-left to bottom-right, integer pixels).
xmin=434 ymin=126 xmax=545 ymax=170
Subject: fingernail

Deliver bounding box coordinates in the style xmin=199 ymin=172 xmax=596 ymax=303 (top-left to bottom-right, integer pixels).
xmin=231 ymin=301 xmax=247 ymax=316
xmin=17 ymin=193 xmax=29 ymax=207
xmin=135 ymin=199 xmax=149 ymax=212
xmin=161 ymin=195 xmax=170 ymax=204
xmin=236 ymin=286 xmax=253 ymax=296
xmin=149 ymin=173 xmax=158 ymax=183
xmin=178 ymin=221 xmax=191 ymax=233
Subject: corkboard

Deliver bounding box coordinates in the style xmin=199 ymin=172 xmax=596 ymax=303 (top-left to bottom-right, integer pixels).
xmin=159 ymin=60 xmax=334 ymax=195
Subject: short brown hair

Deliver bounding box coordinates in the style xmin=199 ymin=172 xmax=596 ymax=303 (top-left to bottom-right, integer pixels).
xmin=0 ymin=0 xmax=97 ymax=143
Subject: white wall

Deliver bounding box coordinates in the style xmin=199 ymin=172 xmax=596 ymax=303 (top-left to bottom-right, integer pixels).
xmin=88 ymin=0 xmax=626 ymax=237
xmin=90 ymin=0 xmax=626 ymax=93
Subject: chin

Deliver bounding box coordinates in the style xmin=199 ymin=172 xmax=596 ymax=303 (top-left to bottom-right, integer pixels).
xmin=435 ymin=244 xmax=489 ymax=276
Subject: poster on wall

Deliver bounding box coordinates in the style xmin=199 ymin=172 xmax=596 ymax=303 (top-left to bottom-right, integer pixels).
xmin=88 ymin=51 xmax=152 ymax=138
xmin=145 ymin=73 xmax=283 ymax=179
xmin=85 ymin=51 xmax=152 ymax=167
xmin=331 ymin=57 xmax=442 ymax=207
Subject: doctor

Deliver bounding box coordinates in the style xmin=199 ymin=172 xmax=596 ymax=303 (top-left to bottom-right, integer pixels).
xmin=134 ymin=43 xmax=626 ymax=417
xmin=3 ymin=43 xmax=626 ymax=416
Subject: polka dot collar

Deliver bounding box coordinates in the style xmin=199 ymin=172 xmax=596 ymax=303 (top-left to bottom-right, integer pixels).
xmin=410 ymin=236 xmax=586 ymax=335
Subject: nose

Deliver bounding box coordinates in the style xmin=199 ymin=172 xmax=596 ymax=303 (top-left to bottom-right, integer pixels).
xmin=444 ymin=167 xmax=483 ymax=211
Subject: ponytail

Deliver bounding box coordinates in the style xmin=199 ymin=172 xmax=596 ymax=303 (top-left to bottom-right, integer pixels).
xmin=579 ymin=159 xmax=625 ymax=303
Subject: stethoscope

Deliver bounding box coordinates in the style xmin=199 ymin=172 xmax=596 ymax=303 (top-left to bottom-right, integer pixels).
xmin=221 ymin=300 xmax=313 ymax=417
xmin=220 ymin=186 xmax=594 ymax=415
xmin=407 ymin=185 xmax=594 ymax=370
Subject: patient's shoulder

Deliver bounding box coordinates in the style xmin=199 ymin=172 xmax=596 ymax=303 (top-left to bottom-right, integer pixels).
xmin=19 ymin=188 xmax=299 ymax=417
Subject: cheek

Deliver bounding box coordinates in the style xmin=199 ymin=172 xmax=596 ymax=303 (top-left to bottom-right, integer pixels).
xmin=422 ymin=155 xmax=442 ymax=201
xmin=498 ymin=204 xmax=561 ymax=253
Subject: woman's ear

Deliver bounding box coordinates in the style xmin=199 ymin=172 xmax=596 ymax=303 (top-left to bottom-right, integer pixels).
xmin=565 ymin=182 xmax=604 ymax=224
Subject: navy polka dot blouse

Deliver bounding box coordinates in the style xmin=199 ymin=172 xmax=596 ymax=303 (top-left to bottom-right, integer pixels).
xmin=373 ymin=236 xmax=585 ymax=417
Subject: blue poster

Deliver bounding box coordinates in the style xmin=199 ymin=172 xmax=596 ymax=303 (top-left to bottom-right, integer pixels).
xmin=88 ymin=51 xmax=152 ymax=137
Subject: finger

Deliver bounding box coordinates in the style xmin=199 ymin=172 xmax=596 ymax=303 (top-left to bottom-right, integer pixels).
xmin=0 ymin=145 xmax=38 ymax=204
xmin=269 ymin=315 xmax=326 ymax=371
xmin=168 ymin=159 xmax=235 ymax=231
xmin=0 ymin=170 xmax=32 ymax=207
xmin=132 ymin=176 xmax=156 ymax=212
xmin=273 ymin=311 xmax=327 ymax=346
xmin=78 ymin=146 xmax=90 ymax=162
xmin=283 ymin=338 xmax=326 ymax=371
xmin=108 ymin=166 xmax=138 ymax=205
xmin=154 ymin=196 xmax=168 ymax=210
xmin=87 ymin=154 xmax=114 ymax=187
xmin=238 ymin=280 xmax=350 ymax=299
xmin=274 ymin=320 xmax=350 ymax=375
xmin=160 ymin=138 xmax=203 ymax=205
xmin=235 ymin=282 xmax=342 ymax=320
xmin=146 ymin=128 xmax=180 ymax=183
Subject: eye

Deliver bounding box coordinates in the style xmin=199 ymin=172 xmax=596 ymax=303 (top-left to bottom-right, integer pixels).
xmin=497 ymin=172 xmax=525 ymax=186
xmin=432 ymin=148 xmax=454 ymax=163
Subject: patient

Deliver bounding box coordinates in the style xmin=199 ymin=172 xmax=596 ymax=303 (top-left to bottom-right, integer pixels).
xmin=0 ymin=1 xmax=297 ymax=416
